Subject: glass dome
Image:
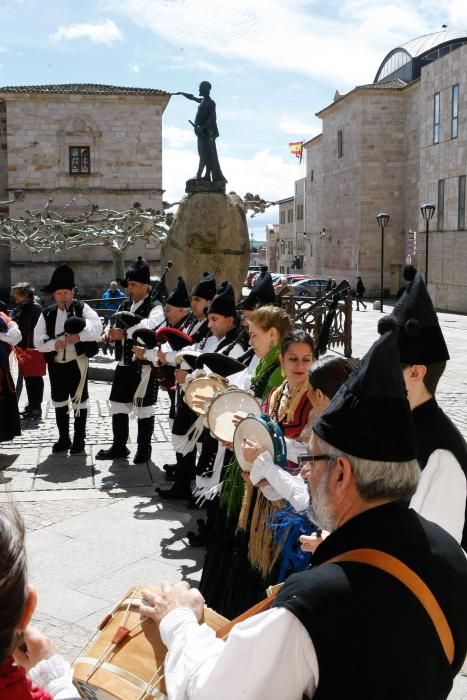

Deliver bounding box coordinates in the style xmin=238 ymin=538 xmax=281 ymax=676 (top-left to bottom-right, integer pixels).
xmin=374 ymin=29 xmax=467 ymax=83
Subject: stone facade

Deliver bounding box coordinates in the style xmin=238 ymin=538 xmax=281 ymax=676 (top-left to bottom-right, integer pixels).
xmin=282 ymin=42 xmax=467 ymax=311
xmin=265 ymin=224 xmax=279 ymax=270
xmin=0 ymin=85 xmax=170 ymax=299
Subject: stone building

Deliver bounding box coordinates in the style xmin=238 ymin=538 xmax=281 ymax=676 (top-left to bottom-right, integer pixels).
xmin=0 ymin=83 xmax=170 ymax=299
xmin=285 ymin=29 xmax=467 ymax=311
xmin=265 ymin=224 xmax=279 ymax=270
xmin=274 ymin=182 xmax=306 ymax=274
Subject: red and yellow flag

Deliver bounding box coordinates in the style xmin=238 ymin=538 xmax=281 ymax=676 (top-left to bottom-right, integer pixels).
xmin=288 ymin=141 xmax=304 ymax=163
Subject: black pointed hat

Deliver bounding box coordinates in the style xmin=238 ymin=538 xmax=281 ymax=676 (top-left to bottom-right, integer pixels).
xmin=166 ymin=276 xmax=190 ymax=308
xmin=41 ymin=264 xmax=75 ymax=293
xmin=239 ymin=270 xmax=276 ymax=310
xmin=121 ymin=256 xmax=151 ymax=287
xmin=382 ymin=265 xmax=449 ymax=364
xmin=196 ymin=352 xmax=246 ymax=377
xmin=206 ymin=281 xmax=237 ymax=318
xmin=314 ymin=318 xmax=416 ymax=461
xmin=191 ymin=272 xmax=217 ymax=300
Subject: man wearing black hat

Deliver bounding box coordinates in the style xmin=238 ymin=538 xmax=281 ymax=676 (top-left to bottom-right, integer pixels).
xmin=34 ymin=265 xmax=102 ymax=454
xmin=156 ymin=280 xmax=247 ymax=502
xmin=139 ymin=321 xmax=467 ymax=699
xmin=96 ymin=256 xmax=165 ymax=463
xmin=383 ymin=265 xmax=467 ymax=548
xmin=238 ymin=266 xmax=276 ymax=318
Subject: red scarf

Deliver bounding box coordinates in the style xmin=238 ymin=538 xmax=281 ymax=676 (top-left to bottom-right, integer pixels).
xmin=0 ymin=657 xmax=53 ymax=700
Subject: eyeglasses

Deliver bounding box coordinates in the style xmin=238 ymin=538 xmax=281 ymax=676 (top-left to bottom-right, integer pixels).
xmin=297 ymin=453 xmax=334 ymax=466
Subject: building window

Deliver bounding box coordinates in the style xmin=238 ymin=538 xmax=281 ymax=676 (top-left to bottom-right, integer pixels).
xmin=337 ymin=129 xmax=343 ymax=158
xmin=458 ymin=175 xmax=465 ymax=229
xmin=287 ymin=239 xmax=293 ymax=254
xmin=287 ymin=208 xmax=294 ymax=223
xmin=437 ymin=179 xmax=445 ymax=230
xmin=452 ymin=84 xmax=459 ymax=139
xmin=279 ymin=210 xmax=285 ymax=225
xmin=310 ymin=169 xmax=314 ymax=182
xmin=280 ymin=240 xmax=285 ymax=255
xmin=433 ymin=92 xmax=440 ymax=144
xmin=296 ymin=203 xmax=304 ymax=221
xmin=69 ymin=146 xmax=90 ymax=174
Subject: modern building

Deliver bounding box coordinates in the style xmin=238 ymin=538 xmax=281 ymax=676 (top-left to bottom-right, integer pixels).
xmin=285 ymin=29 xmax=467 ymax=311
xmin=0 ymin=83 xmax=170 ymax=297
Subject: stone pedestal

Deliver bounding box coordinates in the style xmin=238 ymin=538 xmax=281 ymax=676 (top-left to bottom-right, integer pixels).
xmin=163 ymin=191 xmax=250 ymax=299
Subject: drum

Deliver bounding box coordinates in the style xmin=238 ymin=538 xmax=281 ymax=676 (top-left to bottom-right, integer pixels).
xmin=207 ymin=387 xmax=261 ymax=443
xmin=73 ymin=586 xmax=229 ymax=700
xmin=233 ymin=413 xmax=287 ymax=472
xmin=183 ymin=371 xmax=229 ymax=416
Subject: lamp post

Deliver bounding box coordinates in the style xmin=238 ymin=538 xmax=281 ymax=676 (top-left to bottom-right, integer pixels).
xmin=376 ymin=212 xmax=390 ymax=313
xmin=420 ymin=203 xmax=435 ymax=284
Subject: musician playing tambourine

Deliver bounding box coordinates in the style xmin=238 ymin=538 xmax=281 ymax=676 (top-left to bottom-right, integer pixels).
xmin=95 ymin=256 xmax=165 ymax=464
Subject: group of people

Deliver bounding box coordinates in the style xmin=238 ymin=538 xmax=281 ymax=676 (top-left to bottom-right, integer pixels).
xmin=0 ymin=258 xmax=467 ymax=698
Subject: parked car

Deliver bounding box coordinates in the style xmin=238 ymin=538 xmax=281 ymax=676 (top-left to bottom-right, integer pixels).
xmin=289 ymin=278 xmax=329 ymax=297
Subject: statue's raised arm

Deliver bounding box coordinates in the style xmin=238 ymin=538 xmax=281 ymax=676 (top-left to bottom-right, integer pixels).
xmin=173 ymin=81 xmax=226 ymax=184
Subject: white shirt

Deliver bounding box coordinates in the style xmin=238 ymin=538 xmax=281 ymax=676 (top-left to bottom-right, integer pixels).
xmin=250 ymin=450 xmax=310 ymax=512
xmin=410 ymin=448 xmax=466 ymax=543
xmin=33 ymin=303 xmax=102 ymax=361
xmin=126 ymin=297 xmax=165 ymax=338
xmin=160 ymin=606 xmax=318 ymax=700
xmin=0 ymin=318 xmax=21 ymax=346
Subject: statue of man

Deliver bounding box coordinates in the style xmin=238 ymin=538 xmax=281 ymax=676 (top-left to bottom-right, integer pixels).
xmin=174 ymin=82 xmax=227 ymax=183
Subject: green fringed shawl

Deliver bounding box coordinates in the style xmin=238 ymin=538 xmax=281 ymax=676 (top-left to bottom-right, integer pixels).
xmin=220 ymin=344 xmax=283 ymax=517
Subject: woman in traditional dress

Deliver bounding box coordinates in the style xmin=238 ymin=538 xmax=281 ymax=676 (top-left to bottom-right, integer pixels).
xmin=198 ymin=305 xmax=292 ymax=615
xmin=0 ymin=310 xmax=21 ymax=444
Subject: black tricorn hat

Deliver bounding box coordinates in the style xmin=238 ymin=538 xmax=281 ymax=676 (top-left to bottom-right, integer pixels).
xmin=196 ymin=352 xmax=246 ymax=377
xmin=166 ymin=276 xmax=190 ymax=308
xmin=191 ymin=272 xmax=217 ymax=301
xmin=121 ymin=256 xmax=151 ymax=287
xmin=206 ymin=281 xmax=237 ymax=318
xmin=313 ymin=317 xmax=416 ymax=462
xmin=381 ymin=265 xmax=449 ymax=365
xmin=239 ymin=270 xmax=276 ymax=310
xmin=42 ymin=264 xmax=75 ymax=294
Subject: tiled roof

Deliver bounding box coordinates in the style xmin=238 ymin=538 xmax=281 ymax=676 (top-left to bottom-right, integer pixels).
xmin=356 ymin=79 xmax=407 ymax=90
xmin=0 ymin=83 xmax=169 ymax=96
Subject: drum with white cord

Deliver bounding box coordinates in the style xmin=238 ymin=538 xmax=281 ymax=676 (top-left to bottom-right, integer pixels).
xmin=207 ymin=387 xmax=261 ymax=443
xmin=233 ymin=413 xmax=287 ymax=472
xmin=72 ymin=585 xmax=229 ymax=700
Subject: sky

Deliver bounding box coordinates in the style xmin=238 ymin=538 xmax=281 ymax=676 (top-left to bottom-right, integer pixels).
xmin=1 ymin=0 xmax=467 ymax=240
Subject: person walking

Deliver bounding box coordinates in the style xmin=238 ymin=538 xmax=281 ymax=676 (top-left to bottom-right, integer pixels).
xmin=10 ymin=283 xmax=45 ymax=419
xmin=355 ymin=275 xmax=367 ymax=310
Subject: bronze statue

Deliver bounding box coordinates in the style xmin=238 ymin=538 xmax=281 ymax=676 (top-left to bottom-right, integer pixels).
xmin=173 ymin=82 xmax=226 ymax=183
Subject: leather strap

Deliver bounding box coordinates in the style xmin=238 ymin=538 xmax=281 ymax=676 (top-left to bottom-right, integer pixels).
xmin=326 ymin=548 xmax=455 ymax=664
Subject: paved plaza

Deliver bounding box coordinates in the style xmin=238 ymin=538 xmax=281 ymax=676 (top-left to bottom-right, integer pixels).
xmin=1 ymin=302 xmax=466 ymax=697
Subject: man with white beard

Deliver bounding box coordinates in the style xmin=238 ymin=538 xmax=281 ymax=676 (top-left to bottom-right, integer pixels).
xmin=138 ymin=319 xmax=467 ymax=700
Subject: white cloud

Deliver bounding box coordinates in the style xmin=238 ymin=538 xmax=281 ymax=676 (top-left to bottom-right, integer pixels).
xmin=130 ymin=63 xmax=140 ymax=73
xmin=163 ymin=146 xmax=299 ymax=204
xmin=163 ymin=125 xmax=196 ymax=148
xmin=277 ymin=116 xmax=321 ymax=138
xmin=51 ymin=18 xmax=122 ymax=46
xmin=106 ymin=0 xmax=443 ymax=87
xmin=193 ymin=59 xmax=226 ymax=74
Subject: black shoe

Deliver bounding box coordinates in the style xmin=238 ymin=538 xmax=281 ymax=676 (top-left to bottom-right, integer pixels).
xmin=155 ymin=486 xmax=190 ymax=500
xmin=163 ymin=463 xmax=177 ymax=473
xmin=29 ymin=408 xmax=42 ymax=419
xmin=133 ymin=447 xmax=152 ymax=464
xmin=70 ymin=440 xmax=85 ymax=454
xmin=187 ymin=530 xmax=208 ymax=547
xmin=52 ymin=438 xmax=72 ymax=453
xmin=20 ymin=405 xmax=31 ymax=415
xmin=95 ymin=445 xmax=130 ymax=460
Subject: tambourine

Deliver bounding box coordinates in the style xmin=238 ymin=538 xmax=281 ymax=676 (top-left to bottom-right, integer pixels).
xmin=183 ymin=370 xmax=229 ymax=415
xmin=233 ymin=413 xmax=287 ymax=472
xmin=207 ymin=387 xmax=261 ymax=443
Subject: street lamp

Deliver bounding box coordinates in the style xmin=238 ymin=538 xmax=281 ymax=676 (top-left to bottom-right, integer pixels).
xmin=376 ymin=212 xmax=390 ymax=313
xmin=420 ymin=203 xmax=435 ymax=284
